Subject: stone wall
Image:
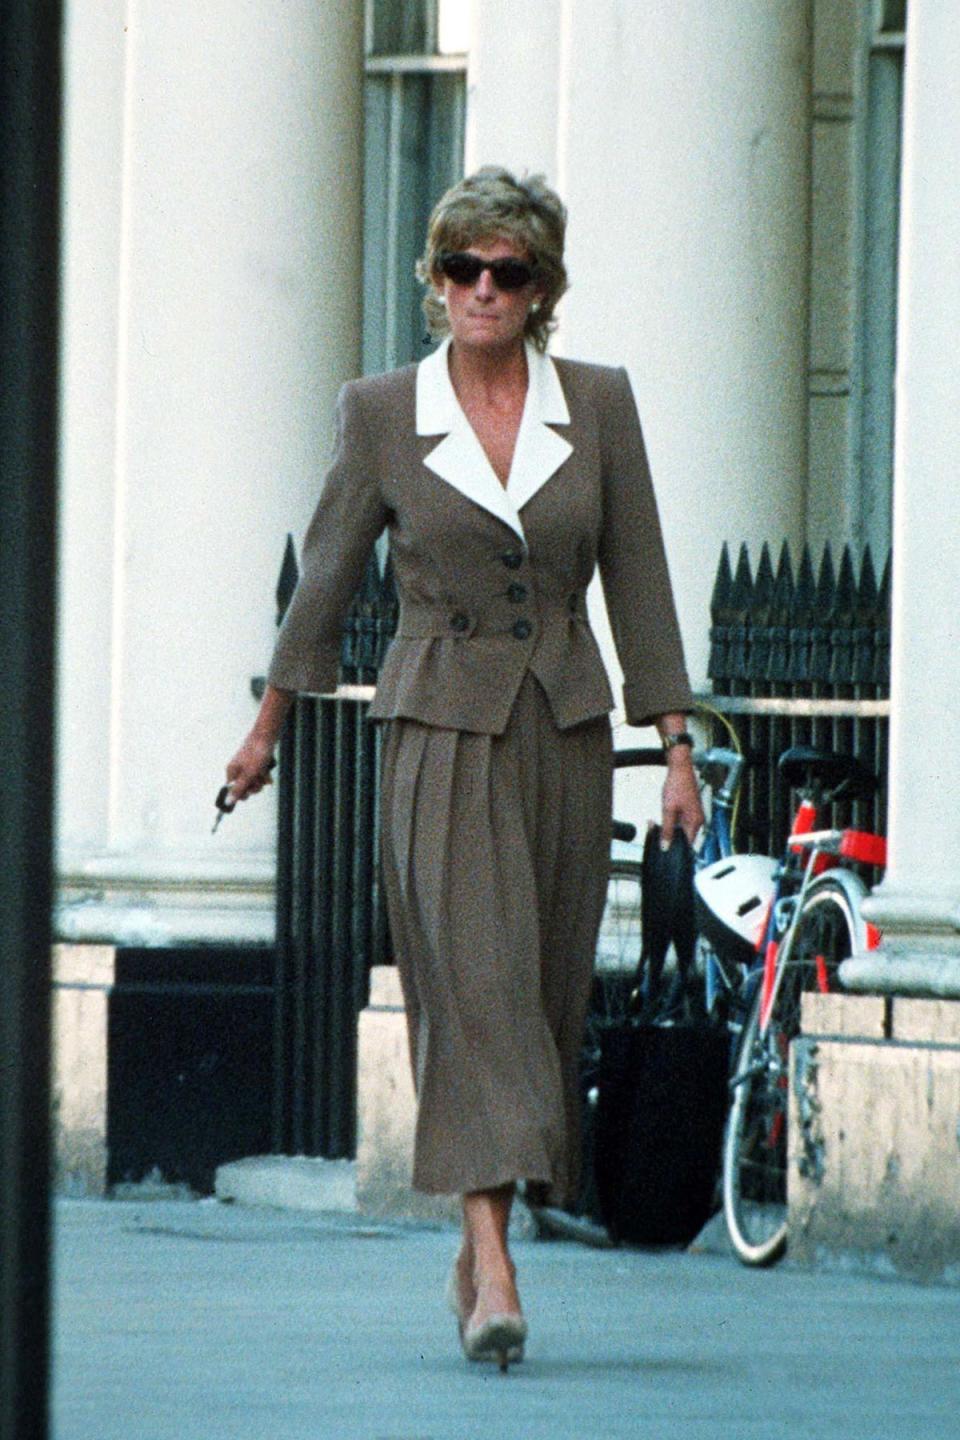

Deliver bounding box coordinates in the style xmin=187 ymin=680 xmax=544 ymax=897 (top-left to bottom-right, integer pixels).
xmin=790 ymin=994 xmax=960 ymax=1284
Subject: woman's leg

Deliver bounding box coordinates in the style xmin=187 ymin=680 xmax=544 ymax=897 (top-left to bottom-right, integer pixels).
xmin=462 ymin=1184 xmax=522 ymax=1324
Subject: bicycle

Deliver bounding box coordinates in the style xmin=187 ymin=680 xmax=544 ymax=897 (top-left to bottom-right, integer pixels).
xmin=711 ymin=745 xmax=887 ymax=1266
xmin=575 ymin=737 xmax=885 ymax=1257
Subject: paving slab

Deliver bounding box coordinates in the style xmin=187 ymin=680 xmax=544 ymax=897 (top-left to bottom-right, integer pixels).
xmin=51 ymin=1197 xmax=960 ymax=1440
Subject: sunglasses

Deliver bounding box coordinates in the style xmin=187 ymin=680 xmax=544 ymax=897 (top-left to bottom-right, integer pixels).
xmin=436 ymin=252 xmax=538 ymax=292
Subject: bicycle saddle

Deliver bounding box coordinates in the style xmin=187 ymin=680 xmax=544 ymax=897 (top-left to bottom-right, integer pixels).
xmin=777 ymin=745 xmax=877 ymax=799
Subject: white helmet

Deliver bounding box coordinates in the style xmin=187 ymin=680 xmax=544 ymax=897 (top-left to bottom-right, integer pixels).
xmin=694 ymin=854 xmax=777 ymax=967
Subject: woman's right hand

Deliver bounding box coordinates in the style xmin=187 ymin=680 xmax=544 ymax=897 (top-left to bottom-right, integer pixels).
xmin=225 ymin=733 xmax=277 ymax=805
xmin=223 ymin=685 xmax=294 ymax=806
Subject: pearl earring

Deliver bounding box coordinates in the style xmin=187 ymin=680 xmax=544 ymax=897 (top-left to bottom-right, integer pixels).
xmin=530 ymin=300 xmax=541 ymax=314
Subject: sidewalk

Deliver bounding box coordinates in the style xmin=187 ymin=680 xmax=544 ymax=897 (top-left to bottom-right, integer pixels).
xmin=52 ymin=1197 xmax=959 ymax=1440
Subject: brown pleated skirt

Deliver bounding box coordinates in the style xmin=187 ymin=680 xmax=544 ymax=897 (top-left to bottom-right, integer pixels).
xmin=380 ymin=672 xmax=613 ymax=1206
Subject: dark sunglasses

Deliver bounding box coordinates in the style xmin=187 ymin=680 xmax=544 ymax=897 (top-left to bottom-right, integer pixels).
xmin=436 ymin=252 xmax=537 ymax=291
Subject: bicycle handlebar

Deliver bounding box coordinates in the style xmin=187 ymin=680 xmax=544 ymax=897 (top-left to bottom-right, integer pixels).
xmin=613 ymin=748 xmax=666 ymax=769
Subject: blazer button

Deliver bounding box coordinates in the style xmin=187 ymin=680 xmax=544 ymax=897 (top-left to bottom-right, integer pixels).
xmin=507 ymin=582 xmax=528 ymax=604
xmin=501 ymin=551 xmax=524 ymax=570
xmin=511 ymin=618 xmax=533 ymax=640
xmin=449 ymin=611 xmax=470 ymax=633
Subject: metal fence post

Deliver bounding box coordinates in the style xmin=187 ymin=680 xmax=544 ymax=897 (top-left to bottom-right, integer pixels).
xmin=0 ymin=3 xmax=63 ymax=1437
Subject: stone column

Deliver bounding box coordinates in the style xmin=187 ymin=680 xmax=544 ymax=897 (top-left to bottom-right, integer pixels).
xmin=56 ymin=1 xmax=364 ymax=945
xmin=467 ymin=0 xmax=810 ymax=828
xmin=467 ymin=0 xmax=810 ymax=681
xmin=843 ymin=4 xmax=960 ymax=997
xmin=555 ymin=0 xmax=810 ymax=690
xmin=465 ymin=0 xmax=561 ymax=179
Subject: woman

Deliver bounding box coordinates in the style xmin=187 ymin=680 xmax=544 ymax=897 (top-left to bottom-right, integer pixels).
xmin=226 ymin=167 xmax=703 ymax=1370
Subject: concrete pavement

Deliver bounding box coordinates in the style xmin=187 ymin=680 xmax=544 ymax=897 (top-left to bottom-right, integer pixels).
xmin=52 ymin=1197 xmax=959 ymax=1440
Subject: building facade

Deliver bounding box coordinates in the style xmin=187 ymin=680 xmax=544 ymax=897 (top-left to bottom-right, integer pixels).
xmin=51 ymin=1 xmax=960 ymax=1267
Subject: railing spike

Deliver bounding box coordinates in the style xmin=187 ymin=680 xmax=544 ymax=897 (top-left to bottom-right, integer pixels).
xmin=709 ymin=542 xmax=733 ymax=620
xmin=754 ymin=543 xmax=775 ymax=606
xmin=381 ymin=548 xmax=396 ymax=597
xmin=774 ymin=540 xmax=794 ymax=591
xmin=708 ymin=542 xmax=735 ymax=682
xmin=852 ymin=547 xmax=878 ymax=687
xmin=858 ymin=546 xmax=878 ymax=610
xmin=830 ymin=546 xmax=857 ymax=686
xmin=876 ymin=550 xmax=892 ymax=689
xmin=375 ymin=552 xmax=399 ymax=668
xmin=810 ymin=545 xmax=836 ymax=683
xmin=794 ymin=544 xmax=816 ymax=618
xmin=788 ymin=545 xmax=815 ymax=684
xmin=747 ymin=544 xmax=775 ymax=681
xmin=815 ymin=543 xmax=835 ymax=606
xmin=276 ymin=534 xmax=300 ymax=625
xmin=768 ymin=543 xmax=794 ymax=683
xmin=835 ymin=545 xmax=857 ymax=615
xmin=357 ymin=550 xmax=382 ymax=605
xmin=731 ymin=543 xmax=753 ymax=609
xmin=727 ymin=544 xmax=753 ymax=680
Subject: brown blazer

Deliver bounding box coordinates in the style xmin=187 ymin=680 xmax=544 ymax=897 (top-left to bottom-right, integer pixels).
xmin=267 ymin=344 xmax=693 ymax=733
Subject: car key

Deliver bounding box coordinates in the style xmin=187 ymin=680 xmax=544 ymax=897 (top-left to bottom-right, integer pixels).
xmin=212 ymin=757 xmax=276 ymax=833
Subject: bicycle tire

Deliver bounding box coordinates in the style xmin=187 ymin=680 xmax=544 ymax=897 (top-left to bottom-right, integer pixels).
xmin=722 ymin=873 xmax=864 ymax=1266
xmin=574 ymin=859 xmax=643 ymax=1220
xmin=587 ymin=859 xmax=643 ymax=1033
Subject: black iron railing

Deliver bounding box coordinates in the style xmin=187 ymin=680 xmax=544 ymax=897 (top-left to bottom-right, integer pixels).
xmin=269 ymin=542 xmax=396 ymax=1159
xmin=704 ymin=540 xmax=890 ymax=857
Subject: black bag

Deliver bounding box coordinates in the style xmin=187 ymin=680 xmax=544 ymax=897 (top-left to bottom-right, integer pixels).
xmin=593 ymin=1023 xmax=729 ymax=1245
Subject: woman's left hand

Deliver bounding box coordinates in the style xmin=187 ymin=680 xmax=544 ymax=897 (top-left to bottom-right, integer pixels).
xmin=660 ymin=754 xmax=704 ymax=849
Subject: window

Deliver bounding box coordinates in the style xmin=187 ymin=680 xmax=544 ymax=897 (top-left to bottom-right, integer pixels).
xmin=363 ymin=1 xmax=469 ymax=375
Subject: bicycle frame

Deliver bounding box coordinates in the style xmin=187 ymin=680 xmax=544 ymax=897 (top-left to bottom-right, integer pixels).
xmin=691 ymin=748 xmax=746 ymax=1016
xmin=696 ymin=748 xmax=742 ymax=866
xmin=755 ymin=823 xmax=887 ymax=1037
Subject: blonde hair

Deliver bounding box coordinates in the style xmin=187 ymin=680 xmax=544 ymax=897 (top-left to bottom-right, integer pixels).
xmin=416 ymin=166 xmax=568 ymax=353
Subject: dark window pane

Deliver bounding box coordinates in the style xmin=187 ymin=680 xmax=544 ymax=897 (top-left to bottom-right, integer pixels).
xmin=363 ymin=70 xmax=465 ymax=374
xmin=370 ymin=0 xmax=431 ymax=56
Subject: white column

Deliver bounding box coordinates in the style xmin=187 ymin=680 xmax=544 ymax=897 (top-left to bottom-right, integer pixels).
xmin=466 ymin=0 xmax=809 ymax=828
xmin=560 ymin=0 xmax=810 ymax=691
xmin=56 ymin=0 xmax=365 ymax=945
xmin=845 ymin=4 xmax=960 ymax=996
xmin=466 ymin=0 xmax=809 ymax=691
xmin=465 ymin=0 xmax=561 ymax=179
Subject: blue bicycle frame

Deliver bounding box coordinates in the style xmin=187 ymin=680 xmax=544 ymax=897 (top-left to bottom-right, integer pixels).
xmin=691 ymin=747 xmax=742 ymax=1013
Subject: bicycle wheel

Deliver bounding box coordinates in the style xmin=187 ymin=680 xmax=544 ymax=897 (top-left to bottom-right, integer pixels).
xmin=574 ymin=859 xmax=642 ymax=1220
xmin=588 ymin=859 xmax=643 ymax=1034
xmin=722 ymin=874 xmax=862 ymax=1266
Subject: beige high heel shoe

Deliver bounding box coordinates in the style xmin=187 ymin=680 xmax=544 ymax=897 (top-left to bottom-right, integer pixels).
xmin=462 ymin=1310 xmax=528 ymax=1373
xmin=446 ymin=1261 xmax=525 ymax=1369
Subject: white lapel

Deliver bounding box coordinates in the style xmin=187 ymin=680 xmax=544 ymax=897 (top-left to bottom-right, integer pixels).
xmin=508 ymin=343 xmax=573 ymax=513
xmin=416 ymin=338 xmax=573 ymax=543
